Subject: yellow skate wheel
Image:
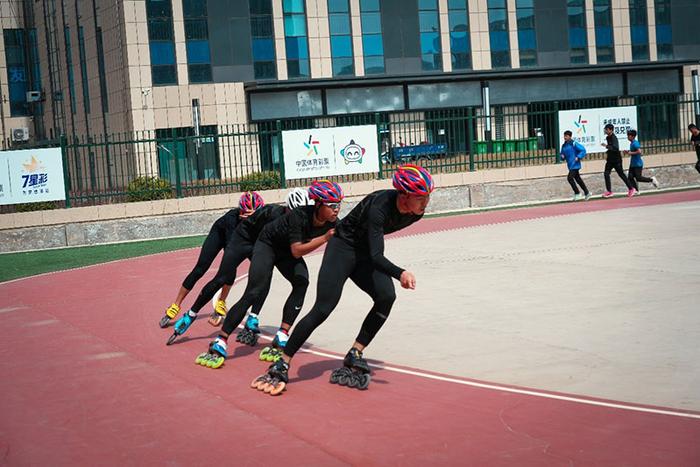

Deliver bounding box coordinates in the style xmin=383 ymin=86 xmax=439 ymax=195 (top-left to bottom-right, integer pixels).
xmin=195 ymin=352 xmax=209 ymax=365
xmin=165 ymin=303 xmax=180 ymax=319
xmin=206 ymin=355 xmax=224 ymax=369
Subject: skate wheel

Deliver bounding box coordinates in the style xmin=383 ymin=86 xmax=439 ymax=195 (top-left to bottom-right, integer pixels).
xmin=347 ymin=375 xmax=359 ymax=388
xmin=166 ymin=333 xmax=178 ymax=346
xmin=207 ymin=313 xmax=223 ymax=327
xmin=195 ymin=352 xmax=209 ymax=365
xmin=159 ymin=315 xmax=170 ymax=328
xmin=207 ymin=356 xmax=224 ymax=369
xmin=259 ymin=347 xmax=271 ymax=361
xmin=251 ymin=375 xmax=268 ymax=389
xmin=269 ymin=381 xmax=286 ymax=396
xmin=358 ymin=373 xmax=371 ymax=390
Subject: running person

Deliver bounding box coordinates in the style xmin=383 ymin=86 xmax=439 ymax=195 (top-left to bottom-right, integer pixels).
xmin=252 ymin=164 xmax=433 ymax=395
xmin=166 ymin=188 xmax=312 ymax=344
xmin=560 ymin=130 xmax=590 ymax=201
xmin=624 ymin=129 xmax=659 ymax=192
xmin=158 ymin=191 xmax=264 ymax=328
xmin=689 ymin=123 xmax=700 ymax=174
xmin=195 ymin=180 xmax=343 ymax=369
xmin=600 ymin=123 xmax=635 ymax=198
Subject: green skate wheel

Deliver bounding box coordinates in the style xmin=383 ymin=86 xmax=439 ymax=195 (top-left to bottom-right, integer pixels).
xmin=259 ymin=347 xmax=271 ymax=361
xmin=206 ymin=355 xmax=224 ymax=369
xmin=195 ymin=352 xmax=209 ymax=365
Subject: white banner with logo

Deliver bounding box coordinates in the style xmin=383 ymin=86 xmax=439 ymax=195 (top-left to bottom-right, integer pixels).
xmin=558 ymin=106 xmax=638 ymax=153
xmin=282 ymin=124 xmax=379 ymax=180
xmin=0 ymin=147 xmax=66 ymax=205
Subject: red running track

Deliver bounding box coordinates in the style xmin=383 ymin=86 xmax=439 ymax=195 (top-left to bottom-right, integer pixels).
xmin=1 ymin=190 xmax=699 ymax=466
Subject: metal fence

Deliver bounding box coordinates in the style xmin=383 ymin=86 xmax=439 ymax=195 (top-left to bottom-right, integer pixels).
xmin=3 ymin=93 xmax=700 ymax=211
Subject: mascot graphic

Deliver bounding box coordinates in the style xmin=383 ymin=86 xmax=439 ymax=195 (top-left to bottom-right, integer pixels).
xmin=340 ymin=139 xmax=365 ymax=164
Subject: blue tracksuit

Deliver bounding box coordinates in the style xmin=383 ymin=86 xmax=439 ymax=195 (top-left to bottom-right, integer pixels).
xmin=628 ymin=140 xmax=643 ymax=168
xmin=560 ymin=140 xmax=587 ymax=170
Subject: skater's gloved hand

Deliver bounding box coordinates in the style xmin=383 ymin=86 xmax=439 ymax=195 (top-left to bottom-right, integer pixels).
xmin=400 ymin=271 xmax=416 ymax=290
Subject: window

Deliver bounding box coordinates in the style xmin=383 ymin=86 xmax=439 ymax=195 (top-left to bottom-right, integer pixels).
xmin=629 ymin=0 xmax=649 ymax=61
xmin=419 ymin=0 xmax=441 ymax=71
xmin=654 ymin=0 xmax=672 ymax=59
xmin=250 ymin=0 xmax=277 ymax=79
xmin=594 ymin=0 xmax=614 ymax=63
xmin=447 ymin=0 xmax=471 ymax=70
xmin=78 ymin=26 xmax=90 ymax=114
xmin=487 ymin=0 xmax=510 ymax=68
xmin=64 ymin=27 xmax=77 ymax=114
xmin=516 ymin=0 xmax=537 ymax=66
xmin=146 ymin=0 xmax=177 ymax=85
xmin=328 ymin=0 xmax=354 ymax=76
xmin=183 ymin=0 xmax=212 ymax=83
xmin=567 ymin=0 xmax=588 ymax=64
xmin=3 ymin=29 xmax=29 ymax=116
xmin=283 ymin=0 xmax=310 ymax=78
xmin=360 ymin=0 xmax=384 ymax=74
xmin=96 ymin=28 xmax=109 ymax=111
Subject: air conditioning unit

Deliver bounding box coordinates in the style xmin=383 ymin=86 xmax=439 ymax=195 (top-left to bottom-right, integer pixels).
xmin=12 ymin=128 xmax=30 ymax=142
xmin=26 ymin=90 xmax=42 ymax=102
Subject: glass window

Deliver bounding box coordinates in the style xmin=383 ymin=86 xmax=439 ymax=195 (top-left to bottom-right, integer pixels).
xmin=332 ymin=56 xmax=354 ymax=75
xmin=488 ymin=0 xmax=510 ymax=68
xmin=3 ymin=29 xmax=29 ymax=116
xmin=284 ymin=15 xmax=307 ymax=36
xmin=362 ymin=34 xmax=384 ymax=56
xmin=364 ymin=55 xmax=384 ymax=74
xmin=250 ymin=0 xmax=276 ymax=79
xmin=516 ymin=0 xmax=537 ymax=66
xmin=419 ymin=0 xmax=441 ymax=71
xmin=186 ymin=40 xmax=211 ymax=64
xmin=284 ymin=0 xmax=309 ymax=77
xmin=360 ymin=0 xmax=379 ymax=11
xmin=448 ymin=1 xmax=471 ymax=70
xmin=285 ymin=36 xmax=309 ymax=59
xmin=329 ymin=14 xmax=351 ymax=35
xmin=283 ymin=0 xmax=305 ymax=13
xmin=147 ymin=0 xmax=177 ymax=85
xmin=328 ymin=0 xmax=349 ymax=13
xmin=78 ymin=26 xmax=91 ymax=111
xmin=331 ymin=35 xmax=353 ymax=57
xmin=64 ymin=27 xmax=77 ymax=114
xmin=361 ymin=12 xmax=382 ymax=33
xmin=568 ymin=0 xmax=588 ymax=64
xmin=360 ymin=0 xmax=383 ymax=74
xmin=96 ymin=27 xmax=109 ymax=111
xmin=419 ymin=12 xmax=439 ymax=32
xmin=654 ymin=0 xmax=673 ymax=59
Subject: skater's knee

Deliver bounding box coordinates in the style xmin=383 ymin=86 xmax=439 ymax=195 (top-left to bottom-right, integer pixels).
xmin=291 ymin=274 xmax=309 ymax=291
xmin=374 ymin=289 xmax=396 ymax=308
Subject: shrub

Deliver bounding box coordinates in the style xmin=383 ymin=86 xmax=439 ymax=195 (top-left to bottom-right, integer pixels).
xmin=238 ymin=171 xmax=281 ymax=191
xmin=14 ymin=201 xmax=59 ymax=212
xmin=126 ymin=176 xmax=173 ymax=202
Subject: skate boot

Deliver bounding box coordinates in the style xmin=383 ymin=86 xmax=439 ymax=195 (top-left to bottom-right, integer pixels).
xmin=235 ymin=313 xmax=260 ymax=346
xmin=207 ymin=299 xmax=227 ymax=327
xmin=195 ymin=336 xmax=227 ymax=369
xmin=159 ymin=303 xmax=180 ymax=328
xmin=259 ymin=329 xmax=288 ymax=362
xmin=166 ymin=311 xmax=196 ymax=345
xmin=251 ymin=358 xmax=289 ymax=396
xmin=329 ymin=348 xmax=371 ymax=390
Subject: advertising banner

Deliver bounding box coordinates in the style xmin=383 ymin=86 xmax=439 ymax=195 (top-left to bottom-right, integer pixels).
xmin=282 ymin=125 xmax=379 ymax=180
xmin=558 ymin=106 xmax=638 ymax=153
xmin=0 ymin=147 xmax=66 ymax=205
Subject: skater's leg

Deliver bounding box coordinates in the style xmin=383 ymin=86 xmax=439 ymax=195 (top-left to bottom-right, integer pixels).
xmin=349 ymin=262 xmax=396 ymax=348
xmin=187 ymin=239 xmax=252 ymax=314
xmin=603 ymin=160 xmax=614 ymax=192
xmin=181 ymin=225 xmax=226 ymax=291
xmin=696 ymin=160 xmax=700 ymax=174
xmin=573 ymin=170 xmax=589 ymax=195
xmin=567 ymin=170 xmax=580 ymax=194
xmin=628 ymin=167 xmax=639 ymax=191
xmin=220 ymin=241 xmax=277 ymax=336
xmin=274 ymin=257 xmax=310 ymax=328
xmin=283 ymin=237 xmax=356 ymax=361
xmin=633 ymin=166 xmax=653 ymax=184
xmin=613 ymin=161 xmax=633 ymax=189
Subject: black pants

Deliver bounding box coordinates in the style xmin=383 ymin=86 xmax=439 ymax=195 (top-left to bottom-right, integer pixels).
xmin=695 ymin=158 xmax=700 ymax=174
xmin=604 ymin=159 xmax=632 ymax=191
xmin=567 ymin=169 xmax=589 ymax=195
xmin=284 ymin=236 xmax=396 ymax=359
xmin=221 ymin=241 xmax=309 ymax=335
xmin=182 ymin=224 xmax=227 ymax=290
xmin=627 ymin=166 xmax=653 ymax=191
xmin=189 ymin=233 xmax=261 ymax=314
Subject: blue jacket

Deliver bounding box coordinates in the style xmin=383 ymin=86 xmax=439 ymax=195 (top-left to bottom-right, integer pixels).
xmin=560 ymin=140 xmax=586 ymax=170
xmin=628 ymin=140 xmax=643 ymax=168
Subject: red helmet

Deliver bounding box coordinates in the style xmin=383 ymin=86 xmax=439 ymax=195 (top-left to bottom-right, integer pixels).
xmin=239 ymin=191 xmax=265 ymax=211
xmin=392 ymin=164 xmax=434 ymax=195
xmin=308 ymin=180 xmax=344 ymax=203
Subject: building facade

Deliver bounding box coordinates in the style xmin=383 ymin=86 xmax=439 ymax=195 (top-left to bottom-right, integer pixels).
xmin=1 ymin=0 xmax=699 ymax=192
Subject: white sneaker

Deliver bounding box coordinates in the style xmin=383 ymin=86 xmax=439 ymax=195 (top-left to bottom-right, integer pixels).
xmin=651 ymin=177 xmax=659 ymax=188
xmin=584 ymin=192 xmax=591 ymax=201
xmin=573 ymin=193 xmax=583 ymax=201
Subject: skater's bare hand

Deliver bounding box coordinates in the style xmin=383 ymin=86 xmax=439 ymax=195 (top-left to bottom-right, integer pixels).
xmin=324 ymin=228 xmax=335 ymax=241
xmin=400 ymin=271 xmax=416 ymax=289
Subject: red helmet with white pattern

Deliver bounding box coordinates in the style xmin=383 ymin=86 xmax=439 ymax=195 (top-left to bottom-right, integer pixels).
xmin=392 ymin=164 xmax=434 ymax=195
xmin=239 ymin=191 xmax=265 ymax=211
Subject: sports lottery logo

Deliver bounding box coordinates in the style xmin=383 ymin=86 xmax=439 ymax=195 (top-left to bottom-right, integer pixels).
xmin=573 ymin=115 xmax=588 ymax=136
xmin=303 ymin=135 xmax=320 ymax=156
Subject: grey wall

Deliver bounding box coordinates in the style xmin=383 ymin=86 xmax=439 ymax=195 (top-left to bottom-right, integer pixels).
xmin=208 ymin=0 xmax=255 ymax=82
xmin=380 ymin=0 xmax=422 ymax=75
xmin=670 ymin=0 xmax=700 ymax=60
xmin=534 ymin=0 xmax=570 ymax=68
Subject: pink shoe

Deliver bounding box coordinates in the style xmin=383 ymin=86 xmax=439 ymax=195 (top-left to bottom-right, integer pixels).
xmin=627 ymin=188 xmax=637 ymax=197
xmin=602 ymin=191 xmax=614 ymax=198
